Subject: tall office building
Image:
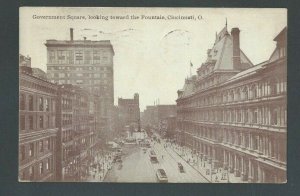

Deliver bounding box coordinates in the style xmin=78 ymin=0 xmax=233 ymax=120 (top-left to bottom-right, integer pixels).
xmin=45 ymin=28 xmax=114 ymax=136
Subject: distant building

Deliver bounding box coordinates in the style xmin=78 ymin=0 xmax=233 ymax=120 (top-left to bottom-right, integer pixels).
xmin=19 ymin=54 xmax=31 ymax=67
xmin=118 ymin=93 xmax=140 ymax=132
xmin=19 ymin=65 xmax=58 ymax=181
xmin=141 ymin=104 xmax=177 ymax=129
xmin=32 ymin=68 xmax=48 ymax=80
xmin=45 ymin=28 xmax=115 ymax=138
xmin=176 ymin=25 xmax=287 ymax=183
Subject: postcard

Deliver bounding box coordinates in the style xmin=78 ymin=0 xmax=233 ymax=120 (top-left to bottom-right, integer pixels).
xmin=19 ymin=7 xmax=287 ymax=183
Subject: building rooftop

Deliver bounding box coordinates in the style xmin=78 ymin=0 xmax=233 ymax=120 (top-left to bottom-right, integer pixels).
xmin=199 ymin=25 xmax=253 ymax=72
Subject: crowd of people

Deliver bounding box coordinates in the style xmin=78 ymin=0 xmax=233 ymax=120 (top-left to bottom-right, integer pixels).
xmin=87 ymin=152 xmax=114 ymax=182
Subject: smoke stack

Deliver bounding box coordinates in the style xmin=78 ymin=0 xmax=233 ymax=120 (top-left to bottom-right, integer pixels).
xmin=70 ymin=28 xmax=74 ymax=41
xmin=231 ymin=28 xmax=241 ymax=70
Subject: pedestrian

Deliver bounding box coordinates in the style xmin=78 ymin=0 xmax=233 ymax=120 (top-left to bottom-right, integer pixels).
xmin=215 ymin=175 xmax=218 ymax=182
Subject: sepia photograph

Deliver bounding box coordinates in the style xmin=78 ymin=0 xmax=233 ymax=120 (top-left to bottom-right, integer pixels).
xmin=19 ymin=7 xmax=287 ymax=183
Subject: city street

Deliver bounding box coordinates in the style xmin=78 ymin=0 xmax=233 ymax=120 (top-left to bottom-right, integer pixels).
xmin=104 ymin=141 xmax=209 ymax=183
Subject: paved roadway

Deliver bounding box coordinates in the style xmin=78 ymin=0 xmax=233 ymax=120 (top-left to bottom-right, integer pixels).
xmin=104 ymin=140 xmax=209 ymax=183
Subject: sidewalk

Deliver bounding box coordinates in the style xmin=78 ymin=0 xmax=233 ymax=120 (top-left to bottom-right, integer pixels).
xmin=86 ymin=153 xmax=114 ymax=182
xmin=166 ymin=142 xmax=246 ymax=183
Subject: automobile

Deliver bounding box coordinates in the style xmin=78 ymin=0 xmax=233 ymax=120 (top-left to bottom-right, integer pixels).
xmin=156 ymin=169 xmax=168 ymax=183
xmin=178 ymin=162 xmax=184 ymax=173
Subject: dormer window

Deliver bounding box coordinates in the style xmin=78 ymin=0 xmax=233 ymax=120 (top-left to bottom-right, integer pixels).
xmin=279 ymin=47 xmax=286 ymax=58
xmin=214 ymin=50 xmax=218 ymax=56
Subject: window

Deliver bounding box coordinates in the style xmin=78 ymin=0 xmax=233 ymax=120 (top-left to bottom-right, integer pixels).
xmin=29 ymin=95 xmax=33 ymax=111
xmin=251 ymin=85 xmax=257 ymax=99
xmin=39 ymin=140 xmax=44 ymax=153
xmin=237 ymin=110 xmax=241 ymax=122
xmin=253 ymin=109 xmax=258 ymax=123
xmin=271 ymin=108 xmax=278 ymax=125
xmin=243 ymin=87 xmax=248 ymax=100
xmin=244 ymin=109 xmax=248 ymax=123
xmin=29 ymin=115 xmax=33 ymax=129
xmin=93 ymin=50 xmax=100 ymax=64
xmin=270 ymin=79 xmax=278 ymax=95
xmin=236 ymin=89 xmax=241 ymax=101
xmin=67 ymin=51 xmax=74 ymax=64
xmin=39 ymin=97 xmax=43 ymax=111
xmin=46 ymin=138 xmax=51 ymax=150
xmin=29 ymin=143 xmax=34 ymax=157
xmin=84 ymin=50 xmax=92 ymax=64
xmin=46 ymin=158 xmax=50 ymax=170
xmin=20 ymin=115 xmax=25 ymax=130
xmin=39 ymin=162 xmax=43 ymax=174
xmin=39 ymin=115 xmax=44 ymax=129
xmin=29 ymin=166 xmax=34 ymax=180
xmin=20 ymin=145 xmax=25 ymax=161
xmin=253 ymin=135 xmax=258 ymax=150
xmin=20 ymin=94 xmax=25 ymax=110
xmin=75 ymin=51 xmax=83 ymax=64
xmin=48 ymin=50 xmax=56 ymax=64
xmin=45 ymin=99 xmax=49 ymax=111
xmin=230 ymin=91 xmax=234 ymax=102
xmin=57 ymin=50 xmax=67 ymax=64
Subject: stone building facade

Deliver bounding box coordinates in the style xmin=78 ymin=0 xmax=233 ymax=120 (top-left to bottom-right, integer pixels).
xmin=45 ymin=28 xmax=114 ymax=137
xmin=19 ymin=66 xmax=58 ymax=181
xmin=176 ymin=26 xmax=287 ymax=183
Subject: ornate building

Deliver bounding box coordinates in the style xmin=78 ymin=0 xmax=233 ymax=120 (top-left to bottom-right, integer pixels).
xmin=45 ymin=28 xmax=114 ymax=137
xmin=176 ymin=26 xmax=287 ymax=183
xmin=19 ymin=66 xmax=58 ymax=181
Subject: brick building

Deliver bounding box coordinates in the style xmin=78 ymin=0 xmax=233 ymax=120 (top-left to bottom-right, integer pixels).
xmin=56 ymin=84 xmax=97 ymax=181
xmin=19 ymin=66 xmax=58 ymax=181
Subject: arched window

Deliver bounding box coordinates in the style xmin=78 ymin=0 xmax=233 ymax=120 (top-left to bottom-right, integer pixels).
xmin=230 ymin=90 xmax=234 ymax=102
xmin=29 ymin=95 xmax=33 ymax=111
xmin=270 ymin=78 xmax=278 ymax=95
xmin=20 ymin=94 xmax=25 ymax=110
xmin=242 ymin=87 xmax=248 ymax=100
xmin=39 ymin=97 xmax=44 ymax=111
xmin=236 ymin=88 xmax=241 ymax=101
xmin=251 ymin=85 xmax=257 ymax=99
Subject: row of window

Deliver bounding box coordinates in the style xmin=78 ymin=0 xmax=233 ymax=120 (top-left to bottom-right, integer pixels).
xmin=179 ymin=77 xmax=286 ymax=108
xmin=55 ymin=79 xmax=109 ymax=85
xmin=48 ymin=50 xmax=110 ymax=64
xmin=48 ymin=66 xmax=111 ymax=71
xmin=19 ymin=138 xmax=52 ymax=162
xmin=20 ymin=114 xmax=55 ymax=131
xmin=19 ymin=94 xmax=55 ymax=112
xmin=51 ymin=72 xmax=109 ymax=78
xmin=19 ymin=157 xmax=52 ymax=181
xmin=178 ymin=105 xmax=286 ymax=127
xmin=184 ymin=128 xmax=286 ymax=163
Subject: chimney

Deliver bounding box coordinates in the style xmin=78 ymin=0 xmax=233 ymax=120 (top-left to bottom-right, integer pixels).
xmin=231 ymin=28 xmax=241 ymax=70
xmin=70 ymin=28 xmax=74 ymax=41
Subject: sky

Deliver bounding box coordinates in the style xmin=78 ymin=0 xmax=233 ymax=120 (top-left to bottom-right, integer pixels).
xmin=20 ymin=7 xmax=287 ymax=111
